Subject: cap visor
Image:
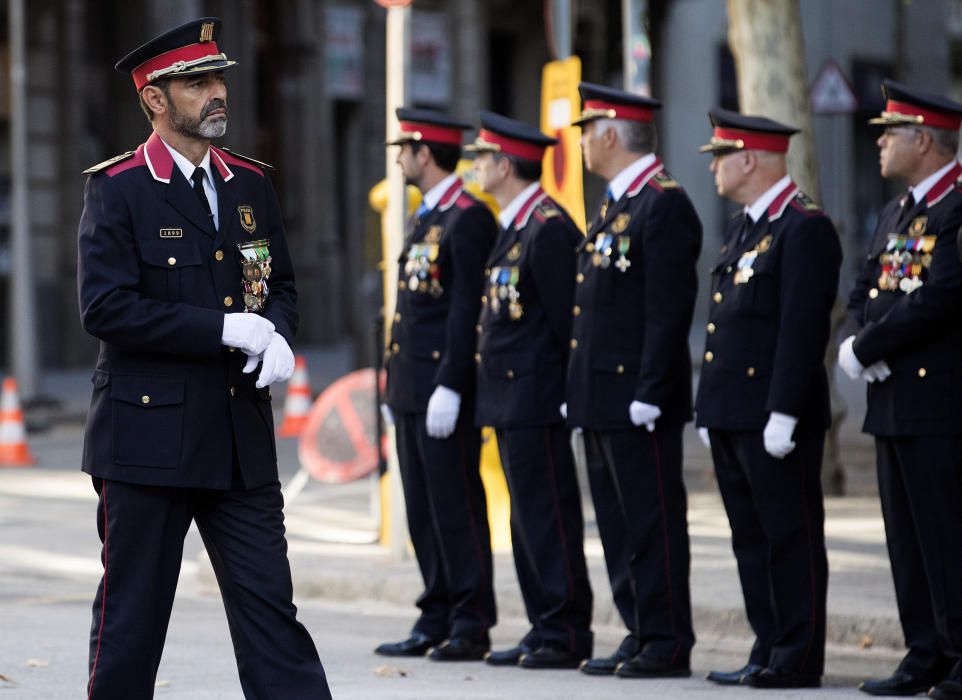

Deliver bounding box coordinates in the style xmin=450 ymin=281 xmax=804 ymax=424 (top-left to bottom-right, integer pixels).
xmin=163 ymin=59 xmax=237 ymax=80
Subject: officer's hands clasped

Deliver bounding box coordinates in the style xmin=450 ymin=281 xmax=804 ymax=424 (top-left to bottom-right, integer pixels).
xmin=254 ymin=332 xmax=295 ymax=388
xmin=426 ymin=385 xmax=461 ymax=439
xmin=837 ymin=335 xmax=864 ymax=380
xmin=222 ymin=313 xmax=275 ymax=356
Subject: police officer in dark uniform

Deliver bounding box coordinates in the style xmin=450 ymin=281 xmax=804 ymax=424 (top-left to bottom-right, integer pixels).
xmin=566 ymin=83 xmax=701 ymax=679
xmin=839 ymin=82 xmax=962 ymax=700
xmin=696 ymin=110 xmax=840 ymax=690
xmin=77 ymin=18 xmax=331 ymax=699
xmin=468 ymin=111 xmax=593 ymax=669
xmin=377 ymin=109 xmax=498 ymax=661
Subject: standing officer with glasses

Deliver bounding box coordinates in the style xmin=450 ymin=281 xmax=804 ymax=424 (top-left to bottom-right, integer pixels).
xmin=840 ymin=81 xmax=962 ymax=700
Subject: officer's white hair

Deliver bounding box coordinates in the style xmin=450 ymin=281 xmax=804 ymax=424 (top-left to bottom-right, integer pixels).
xmin=594 ymin=118 xmax=657 ymax=155
xmin=924 ymin=126 xmax=960 ymax=158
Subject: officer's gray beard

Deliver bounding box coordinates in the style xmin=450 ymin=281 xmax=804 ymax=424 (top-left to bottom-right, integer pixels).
xmin=169 ymin=99 xmax=228 ymax=140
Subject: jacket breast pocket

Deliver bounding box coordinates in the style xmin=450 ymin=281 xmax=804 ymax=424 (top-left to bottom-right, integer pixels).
xmin=139 ymin=241 xmax=204 ymax=303
xmin=110 ymin=374 xmax=185 ymax=468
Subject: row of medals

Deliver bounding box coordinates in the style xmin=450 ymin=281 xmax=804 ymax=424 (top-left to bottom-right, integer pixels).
xmin=404 ymin=243 xmax=444 ymax=298
xmin=237 ymin=240 xmax=272 ymax=313
xmin=590 ymin=232 xmax=632 ymax=272
xmin=488 ymin=266 xmax=523 ymax=320
xmin=877 ymin=233 xmax=935 ymax=294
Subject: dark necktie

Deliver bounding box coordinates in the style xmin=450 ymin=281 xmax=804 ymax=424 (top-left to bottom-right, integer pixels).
xmin=191 ymin=167 xmax=213 ymax=220
xmin=897 ymin=192 xmax=916 ymax=227
xmin=737 ymin=213 xmax=753 ymax=245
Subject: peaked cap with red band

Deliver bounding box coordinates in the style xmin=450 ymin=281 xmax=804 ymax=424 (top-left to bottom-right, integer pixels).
xmin=869 ymin=79 xmax=962 ymax=131
xmin=572 ymin=82 xmax=662 ymax=127
xmin=465 ymin=110 xmax=557 ymax=162
xmin=115 ymin=17 xmax=237 ymax=92
xmin=698 ymin=108 xmax=798 ymax=154
xmin=387 ymin=107 xmax=472 ymax=147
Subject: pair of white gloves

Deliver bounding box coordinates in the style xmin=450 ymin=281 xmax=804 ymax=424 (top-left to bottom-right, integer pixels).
xmin=837 ymin=335 xmax=891 ymax=383
xmin=381 ymin=385 xmax=462 ymax=439
xmin=696 ymin=412 xmax=797 ymax=459
xmin=221 ymin=313 xmax=295 ymax=388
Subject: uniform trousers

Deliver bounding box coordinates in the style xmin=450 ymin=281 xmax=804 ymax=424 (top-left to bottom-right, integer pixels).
xmin=876 ymin=435 xmax=962 ymax=681
xmin=86 ymin=478 xmax=331 ymax=700
xmin=394 ymin=409 xmax=495 ymax=641
xmin=496 ymin=425 xmax=593 ymax=656
xmin=708 ymin=428 xmax=827 ymax=676
xmin=583 ymin=426 xmax=694 ymax=662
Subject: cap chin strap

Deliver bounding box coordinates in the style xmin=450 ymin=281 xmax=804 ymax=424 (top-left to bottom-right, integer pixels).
xmin=146 ymin=53 xmax=227 ymax=82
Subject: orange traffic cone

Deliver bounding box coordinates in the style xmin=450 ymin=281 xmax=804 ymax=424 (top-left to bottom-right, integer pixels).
xmin=0 ymin=377 xmax=36 ymax=467
xmin=278 ymin=355 xmax=312 ymax=437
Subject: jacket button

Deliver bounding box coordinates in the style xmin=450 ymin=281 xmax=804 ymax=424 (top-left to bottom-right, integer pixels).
xmin=573 ymin=305 xmax=581 ymax=316
xmin=506 ymin=369 xmax=515 ymax=379
xmin=485 ymin=268 xmax=491 ymax=275
xmin=229 ymin=347 xmax=236 ymax=352
xmin=704 ymin=351 xmax=714 ymax=362
xmin=570 ymin=338 xmax=578 ymax=349
xmin=394 ymin=312 xmax=402 ymax=322
xmin=476 ymin=324 xmax=483 ymax=333
xmin=431 ymin=350 xmax=440 ymax=360
xmin=586 ymin=242 xmax=595 ymax=252
xmin=713 ymin=292 xmax=723 ymax=303
xmin=392 ymin=342 xmax=399 ymax=352
xmin=706 ymin=322 xmax=716 ymax=334
xmin=616 ymin=364 xmax=624 ymax=374
xmin=223 ymin=296 xmax=233 ymax=307
xmin=481 ymin=295 xmax=488 ymax=303
xmin=474 ymin=353 xmax=481 ymax=363
xmin=918 ymin=368 xmax=927 ymax=378
xmin=214 ymin=249 xmax=224 ymax=261
xmin=576 ymin=273 xmax=585 ymax=283
xmin=141 ymin=395 xmax=150 ymax=405
xmin=746 ymin=366 xmax=755 ymax=377
xmin=725 ymin=265 xmax=732 ymax=273
xmin=230 ymin=386 xmax=236 ymax=397
xmin=398 ymin=280 xmax=405 ymax=290
xmin=869 ymin=288 xmax=879 ymax=299
xmin=167 ymin=257 xmax=177 ymax=266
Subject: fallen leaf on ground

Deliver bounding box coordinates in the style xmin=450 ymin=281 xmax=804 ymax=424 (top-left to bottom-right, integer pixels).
xmin=26 ymin=659 xmax=50 ymax=668
xmin=374 ymin=665 xmax=408 ymax=678
xmin=0 ymin=673 xmax=17 ymax=684
xmin=155 ymin=679 xmax=171 ymax=688
xmin=859 ymin=634 xmax=874 ymax=649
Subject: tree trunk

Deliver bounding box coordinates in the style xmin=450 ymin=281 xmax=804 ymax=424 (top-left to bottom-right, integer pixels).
xmin=727 ymin=0 xmax=847 ymax=495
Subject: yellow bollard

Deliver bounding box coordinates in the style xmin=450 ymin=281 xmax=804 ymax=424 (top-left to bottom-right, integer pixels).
xmin=370 ymin=165 xmax=512 ymax=551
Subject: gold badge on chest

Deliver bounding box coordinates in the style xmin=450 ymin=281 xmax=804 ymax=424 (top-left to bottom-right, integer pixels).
xmin=507 ymin=242 xmax=522 ymax=261
xmin=424 ymin=225 xmax=443 ymax=243
xmin=238 ymin=205 xmax=256 ymax=234
xmin=909 ymin=216 xmax=927 ymax=236
xmin=611 ymin=213 xmax=631 ymax=234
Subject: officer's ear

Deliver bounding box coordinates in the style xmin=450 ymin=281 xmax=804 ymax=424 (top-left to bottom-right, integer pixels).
xmin=739 ymin=150 xmax=757 ymax=175
xmin=140 ymin=85 xmax=167 ymax=118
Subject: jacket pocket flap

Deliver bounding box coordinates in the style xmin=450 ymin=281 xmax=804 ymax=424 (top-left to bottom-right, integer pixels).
xmin=592 ymin=351 xmax=639 ymax=374
xmin=111 ymin=374 xmax=185 ymax=407
xmin=139 ymin=241 xmax=203 ymax=269
xmin=482 ymin=352 xmax=537 ymax=377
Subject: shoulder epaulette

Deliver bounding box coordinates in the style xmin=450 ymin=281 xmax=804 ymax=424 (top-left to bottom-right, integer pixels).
xmin=791 ymin=190 xmax=823 ymax=213
xmin=82 ymin=151 xmax=135 ymax=175
xmin=534 ymin=202 xmax=562 ymax=220
xmin=652 ymin=171 xmax=680 ymax=189
xmin=220 ymin=148 xmax=275 ymax=171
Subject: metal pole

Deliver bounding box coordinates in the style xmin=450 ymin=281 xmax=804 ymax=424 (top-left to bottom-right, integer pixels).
xmin=550 ymin=0 xmax=573 ymax=59
xmin=8 ymin=0 xmax=39 ymax=398
xmin=622 ymin=0 xmax=650 ymax=95
xmin=384 ymin=2 xmax=411 ymax=560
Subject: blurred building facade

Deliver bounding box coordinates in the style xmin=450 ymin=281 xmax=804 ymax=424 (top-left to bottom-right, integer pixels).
xmin=0 ymin=0 xmax=958 ymax=371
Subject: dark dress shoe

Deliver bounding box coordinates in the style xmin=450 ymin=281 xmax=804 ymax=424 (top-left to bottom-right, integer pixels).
xmin=374 ymin=632 xmax=442 ymax=657
xmin=929 ymin=679 xmax=962 ymax=699
xmin=485 ymin=644 xmax=532 ymax=666
xmin=614 ymin=653 xmax=692 ymax=679
xmin=579 ymin=636 xmax=640 ymax=676
xmin=427 ymin=636 xmax=490 ymax=662
xmin=519 ymin=643 xmax=586 ymax=670
xmin=859 ymin=671 xmax=938 ymax=696
xmin=706 ymin=663 xmax=764 ymax=685
xmin=744 ymin=667 xmax=821 ymax=689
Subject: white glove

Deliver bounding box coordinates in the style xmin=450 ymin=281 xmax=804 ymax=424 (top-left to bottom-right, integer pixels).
xmin=629 ymin=401 xmax=661 ymax=432
xmin=861 ymin=360 xmax=892 ymax=383
xmin=560 ymin=403 xmax=568 ymax=419
xmin=837 ymin=335 xmax=865 ymax=380
xmin=381 ymin=404 xmax=395 ymax=427
xmin=763 ymin=411 xmax=798 ymax=459
xmin=222 ymin=313 xmax=275 ymax=355
xmin=255 ymin=332 xmax=295 ymax=389
xmin=698 ymin=427 xmax=711 ymax=449
xmin=426 ymin=385 xmax=461 ymax=439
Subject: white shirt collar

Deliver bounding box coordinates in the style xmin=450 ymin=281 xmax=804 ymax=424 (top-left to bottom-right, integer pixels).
xmin=421 ymin=173 xmax=459 ymax=211
xmin=745 ymin=174 xmax=792 ymax=223
xmin=160 ymin=137 xmax=212 ymax=186
xmin=498 ymin=181 xmax=542 ymax=229
xmin=608 ymin=152 xmax=657 ymax=201
xmin=909 ymin=159 xmax=957 ymax=203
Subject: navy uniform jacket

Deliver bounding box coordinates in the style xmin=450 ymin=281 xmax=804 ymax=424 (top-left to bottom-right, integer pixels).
xmin=385 ymin=179 xmax=497 ymax=412
xmin=475 ymin=188 xmax=582 ymax=427
xmin=566 ymin=158 xmax=702 ymax=430
xmin=696 ymin=181 xmax=841 ymax=431
xmin=78 ymin=132 xmax=296 ymax=490
xmin=843 ymin=161 xmax=962 ymax=436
